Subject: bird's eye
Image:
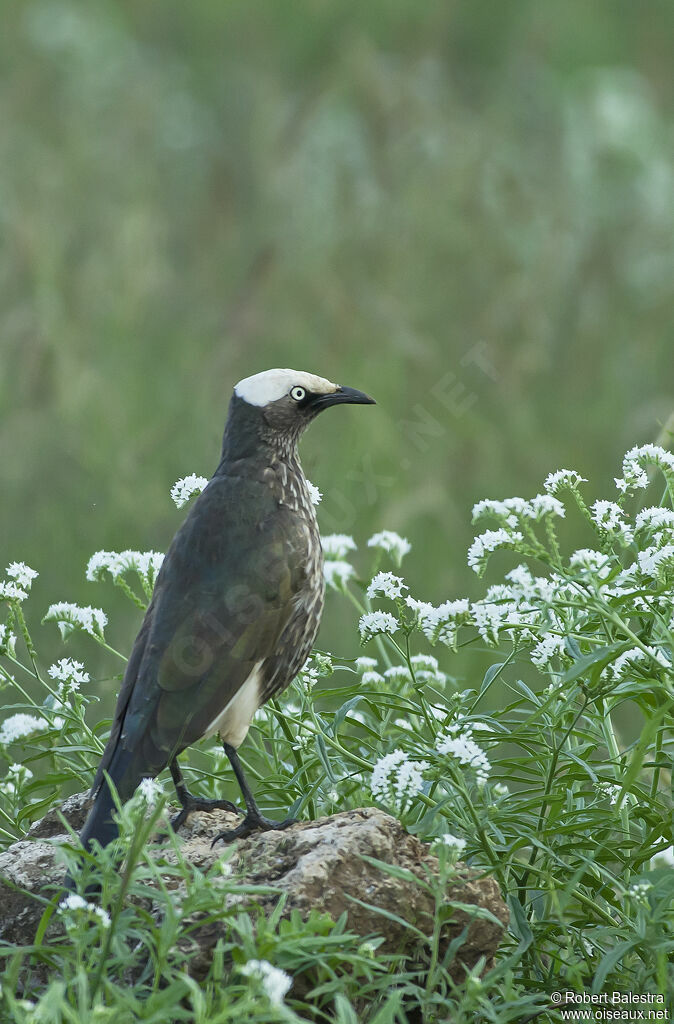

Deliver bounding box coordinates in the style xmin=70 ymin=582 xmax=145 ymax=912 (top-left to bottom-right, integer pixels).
xmin=290 ymin=386 xmax=306 ymax=402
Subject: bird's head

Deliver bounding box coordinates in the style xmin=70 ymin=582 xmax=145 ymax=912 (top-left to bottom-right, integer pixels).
xmin=229 ymin=368 xmax=375 ymax=451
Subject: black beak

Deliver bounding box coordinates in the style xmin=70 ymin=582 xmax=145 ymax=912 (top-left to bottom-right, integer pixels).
xmin=310 ymin=385 xmax=376 ymax=411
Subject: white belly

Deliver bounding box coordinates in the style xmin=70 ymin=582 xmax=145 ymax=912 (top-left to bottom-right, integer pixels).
xmin=203 ymin=661 xmax=263 ymax=748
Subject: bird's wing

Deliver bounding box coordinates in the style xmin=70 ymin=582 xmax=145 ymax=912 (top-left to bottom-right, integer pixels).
xmin=95 ymin=472 xmax=314 ymax=787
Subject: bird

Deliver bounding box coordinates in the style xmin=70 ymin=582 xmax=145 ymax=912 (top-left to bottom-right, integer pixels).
xmin=73 ymin=368 xmax=375 ymax=868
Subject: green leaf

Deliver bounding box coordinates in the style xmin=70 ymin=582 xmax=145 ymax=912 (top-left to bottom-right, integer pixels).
xmin=559 ymin=642 xmax=627 ymax=686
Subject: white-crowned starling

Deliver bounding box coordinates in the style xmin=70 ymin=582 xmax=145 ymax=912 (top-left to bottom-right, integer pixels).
xmin=75 ymin=368 xmax=375 ymax=862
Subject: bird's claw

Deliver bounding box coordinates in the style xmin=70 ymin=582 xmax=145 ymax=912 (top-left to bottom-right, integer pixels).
xmin=171 ymin=795 xmax=240 ymax=832
xmin=211 ymin=813 xmax=297 ymax=847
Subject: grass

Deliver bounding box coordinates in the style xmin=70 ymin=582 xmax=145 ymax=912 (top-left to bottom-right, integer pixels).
xmin=1 ymin=444 xmax=672 ymax=1021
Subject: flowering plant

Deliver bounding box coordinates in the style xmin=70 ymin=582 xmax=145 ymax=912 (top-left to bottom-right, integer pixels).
xmin=1 ymin=451 xmax=672 ymax=1012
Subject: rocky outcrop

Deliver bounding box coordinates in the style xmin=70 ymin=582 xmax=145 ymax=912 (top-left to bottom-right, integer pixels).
xmin=0 ymin=794 xmax=508 ymax=986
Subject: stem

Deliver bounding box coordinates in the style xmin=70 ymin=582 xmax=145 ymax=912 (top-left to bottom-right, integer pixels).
xmin=517 ymin=694 xmax=589 ymax=902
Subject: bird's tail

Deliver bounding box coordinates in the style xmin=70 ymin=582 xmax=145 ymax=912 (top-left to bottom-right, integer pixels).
xmin=64 ymin=746 xmax=139 ymax=891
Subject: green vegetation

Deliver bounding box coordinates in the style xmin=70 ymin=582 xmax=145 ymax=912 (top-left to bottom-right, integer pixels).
xmin=3 ymin=0 xmax=674 ymax=688
xmin=2 ymin=1 xmax=674 ymax=1018
xmin=1 ymin=447 xmax=673 ymax=1019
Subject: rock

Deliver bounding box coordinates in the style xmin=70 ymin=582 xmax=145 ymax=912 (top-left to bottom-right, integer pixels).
xmin=0 ymin=794 xmax=508 ymax=987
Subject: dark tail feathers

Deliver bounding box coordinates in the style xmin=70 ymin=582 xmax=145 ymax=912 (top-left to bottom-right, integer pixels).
xmin=64 ymin=746 xmax=138 ymax=891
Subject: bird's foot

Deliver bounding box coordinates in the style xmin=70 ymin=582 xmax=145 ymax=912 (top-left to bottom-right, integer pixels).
xmin=171 ymin=793 xmax=240 ymax=832
xmin=211 ymin=810 xmax=297 ymax=847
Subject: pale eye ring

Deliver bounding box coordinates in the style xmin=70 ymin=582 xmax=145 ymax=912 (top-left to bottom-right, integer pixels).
xmin=290 ymin=385 xmax=306 ymax=402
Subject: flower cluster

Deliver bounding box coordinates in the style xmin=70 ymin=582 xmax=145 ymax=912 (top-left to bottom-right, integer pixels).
xmin=436 ymin=722 xmax=491 ymax=785
xmin=590 ymin=500 xmax=634 ymax=546
xmin=239 ymin=959 xmax=293 ymax=1005
xmin=544 ymin=469 xmax=588 ymax=495
xmin=43 ymin=602 xmax=108 ymax=639
xmin=366 ymin=571 xmax=407 ymax=601
xmin=467 ymin=528 xmax=524 ymax=575
xmin=170 ymin=473 xmax=209 ymax=508
xmin=58 ymin=894 xmax=111 ymax=929
xmin=0 ymin=762 xmax=33 ymax=800
xmin=86 ymin=549 xmax=164 ymax=589
xmin=321 ymin=534 xmax=357 ymax=559
xmin=359 ymin=610 xmax=399 ymax=642
xmin=137 ymin=777 xmax=163 ymax=807
xmin=0 ymin=624 xmax=16 ymax=656
xmin=0 ymin=562 xmax=39 ymax=603
xmin=370 ymin=748 xmax=429 ymax=811
xmin=0 ymin=714 xmax=48 ymax=746
xmin=615 ymin=444 xmax=674 ymax=493
xmin=48 ymin=658 xmax=90 ymax=701
xmin=367 ymin=530 xmax=411 ymax=565
xmin=324 ymin=560 xmax=356 ymax=590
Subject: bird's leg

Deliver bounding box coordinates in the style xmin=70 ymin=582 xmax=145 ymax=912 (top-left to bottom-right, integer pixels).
xmin=169 ymin=759 xmax=239 ymax=831
xmin=211 ymin=742 xmax=297 ymax=846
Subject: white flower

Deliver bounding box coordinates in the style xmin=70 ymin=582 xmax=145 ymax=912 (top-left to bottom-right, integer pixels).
xmin=240 ymin=959 xmax=292 ymax=1005
xmin=170 ymin=473 xmax=209 ymax=508
xmin=410 ymin=654 xmax=439 ymax=672
xmin=544 ymin=469 xmax=587 ymax=495
xmin=0 ymin=582 xmax=29 ymax=602
xmin=0 ymin=762 xmax=34 ymax=799
xmin=616 ymin=444 xmax=674 ymax=492
xmin=626 ymin=881 xmax=652 ymax=905
xmin=438 ymin=833 xmax=466 ymax=853
xmin=85 ymin=551 xmax=116 ymax=581
xmin=504 ymin=564 xmax=535 ymax=591
xmin=412 ymin=598 xmax=471 ymax=649
xmin=0 ymin=714 xmax=48 ymax=745
xmin=636 ymin=544 xmax=674 ymax=579
xmin=48 ymin=659 xmax=89 ymax=687
xmin=58 ymin=894 xmax=111 ymax=928
xmin=634 ymin=507 xmax=674 ymax=534
xmin=523 ymin=494 xmax=566 ymax=520
xmin=86 ymin=550 xmax=164 ymax=586
xmin=60 ymin=894 xmax=88 ymax=912
xmin=367 ymin=530 xmax=411 ymax=565
xmin=530 ymin=634 xmax=567 ymax=668
xmin=493 ymin=783 xmax=509 ymax=796
xmin=366 ymin=571 xmax=407 ymax=601
xmin=355 ymin=656 xmax=378 ymax=672
xmin=299 ymin=664 xmax=319 ymax=690
xmin=471 ymin=601 xmax=509 ymax=645
xmin=6 ymin=562 xmax=39 ymax=590
xmin=43 ymin=602 xmax=108 ymax=639
xmin=306 ymin=480 xmax=322 ymax=506
xmin=590 ymin=501 xmax=634 ymax=546
xmin=384 ymin=665 xmax=413 ymax=683
xmin=0 ymin=625 xmax=16 ymax=655
xmin=361 ymin=670 xmax=385 ymax=686
xmin=605 ymin=646 xmax=670 ymax=681
xmin=467 ymin=529 xmax=524 ymax=575
xmin=321 ymin=534 xmax=357 ymax=559
xmin=436 ymin=724 xmax=491 ymax=785
xmin=595 ymin=781 xmax=622 ymax=805
xmin=568 ymin=549 xmax=613 ymax=579
xmin=324 ymin=560 xmax=356 ymax=589
xmin=358 ymin=611 xmax=399 ymax=642
xmin=138 ymin=777 xmax=163 ymax=806
xmin=370 ymin=749 xmax=429 ymax=811
xmin=471 ymin=499 xmax=521 ymax=527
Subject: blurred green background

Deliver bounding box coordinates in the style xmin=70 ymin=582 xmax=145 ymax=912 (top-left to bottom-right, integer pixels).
xmin=3 ymin=0 xmax=674 ymax=690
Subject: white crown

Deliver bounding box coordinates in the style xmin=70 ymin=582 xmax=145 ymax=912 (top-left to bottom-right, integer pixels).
xmin=234 ymin=368 xmax=338 ymax=407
